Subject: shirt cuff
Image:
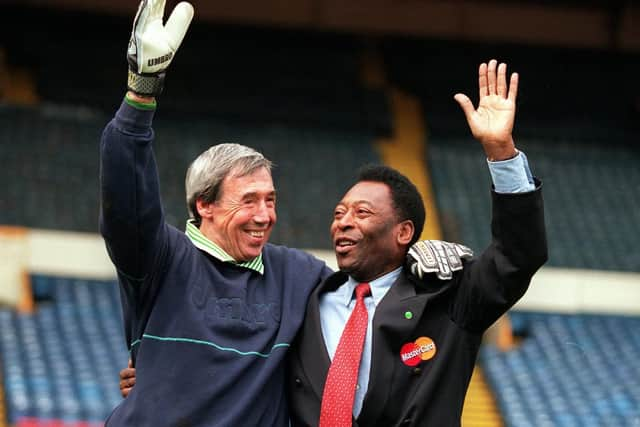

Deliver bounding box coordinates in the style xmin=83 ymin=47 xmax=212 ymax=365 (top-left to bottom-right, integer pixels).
xmin=114 ymin=98 xmax=156 ymax=136
xmin=487 ymin=151 xmax=535 ymax=193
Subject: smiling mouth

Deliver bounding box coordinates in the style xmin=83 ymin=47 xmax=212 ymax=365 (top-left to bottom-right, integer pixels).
xmin=335 ymin=238 xmax=357 ymax=253
xmin=249 ymin=231 xmax=265 ymax=238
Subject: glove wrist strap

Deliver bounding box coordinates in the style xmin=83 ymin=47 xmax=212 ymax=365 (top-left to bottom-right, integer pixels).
xmin=127 ymin=69 xmax=165 ymax=97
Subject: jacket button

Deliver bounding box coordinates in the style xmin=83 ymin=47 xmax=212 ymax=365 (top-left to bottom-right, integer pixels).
xmin=295 ymin=378 xmax=303 ymax=388
xmin=401 ymin=418 xmax=412 ymax=425
xmin=412 ymin=367 xmax=422 ymax=375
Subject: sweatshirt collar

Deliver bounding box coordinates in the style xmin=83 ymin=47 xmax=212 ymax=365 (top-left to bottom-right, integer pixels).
xmin=185 ymin=220 xmax=264 ymax=275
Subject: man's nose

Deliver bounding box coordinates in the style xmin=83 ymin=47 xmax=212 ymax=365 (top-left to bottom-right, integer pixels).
xmin=253 ymin=200 xmax=272 ymax=223
xmin=335 ymin=210 xmax=354 ymax=229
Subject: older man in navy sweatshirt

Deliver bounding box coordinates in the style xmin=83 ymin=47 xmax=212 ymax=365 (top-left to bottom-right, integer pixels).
xmin=100 ymin=1 xmax=335 ymax=425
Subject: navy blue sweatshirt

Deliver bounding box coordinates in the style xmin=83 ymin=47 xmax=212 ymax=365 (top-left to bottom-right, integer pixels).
xmin=100 ymin=101 xmax=332 ymax=427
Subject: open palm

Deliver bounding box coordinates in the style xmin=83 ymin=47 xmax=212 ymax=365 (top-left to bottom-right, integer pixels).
xmin=455 ymin=60 xmax=518 ymax=161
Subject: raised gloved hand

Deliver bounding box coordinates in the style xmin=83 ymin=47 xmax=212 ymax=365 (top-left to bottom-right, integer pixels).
xmin=127 ymin=0 xmax=194 ymax=97
xmin=407 ymin=240 xmax=474 ymax=281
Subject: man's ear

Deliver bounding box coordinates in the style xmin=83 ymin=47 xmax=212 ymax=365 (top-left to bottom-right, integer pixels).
xmin=397 ymin=220 xmax=415 ymax=246
xmin=196 ymin=198 xmax=214 ymax=220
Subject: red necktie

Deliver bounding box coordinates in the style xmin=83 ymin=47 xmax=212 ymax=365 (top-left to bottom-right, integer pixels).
xmin=319 ymin=282 xmax=371 ymax=427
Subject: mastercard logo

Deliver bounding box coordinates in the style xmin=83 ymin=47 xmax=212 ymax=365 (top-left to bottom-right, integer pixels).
xmin=400 ymin=336 xmax=437 ymax=366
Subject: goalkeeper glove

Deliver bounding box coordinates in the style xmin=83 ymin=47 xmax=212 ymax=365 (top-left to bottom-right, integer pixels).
xmin=127 ymin=0 xmax=194 ymax=97
xmin=407 ymin=240 xmax=474 ymax=281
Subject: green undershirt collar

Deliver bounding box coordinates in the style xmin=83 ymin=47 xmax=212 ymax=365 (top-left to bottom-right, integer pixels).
xmin=185 ymin=220 xmax=264 ymax=275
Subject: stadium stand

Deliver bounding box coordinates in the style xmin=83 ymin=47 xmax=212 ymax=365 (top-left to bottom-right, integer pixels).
xmin=0 ymin=4 xmax=391 ymax=134
xmin=5 ymin=275 xmax=638 ymax=426
xmin=0 ymin=104 xmax=380 ymax=248
xmin=2 ymin=3 xmax=638 ymax=427
xmin=426 ymin=133 xmax=640 ymax=272
xmin=0 ymin=276 xmax=127 ymax=425
xmin=381 ymin=37 xmax=639 ymax=128
xmin=0 ymin=4 xmax=387 ymax=249
xmin=0 ymin=105 xmax=102 ymax=233
xmin=381 ymin=37 xmax=640 ymax=272
xmin=482 ymin=311 xmax=640 ymax=427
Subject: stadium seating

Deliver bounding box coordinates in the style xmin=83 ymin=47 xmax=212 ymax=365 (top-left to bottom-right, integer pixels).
xmin=2 ymin=5 xmax=638 ymax=427
xmin=381 ymin=37 xmax=639 ymax=127
xmin=381 ymin=37 xmax=640 ymax=272
xmin=0 ymin=105 xmax=102 ymax=232
xmin=4 ymin=277 xmax=638 ymax=427
xmin=425 ymin=133 xmax=640 ymax=272
xmin=0 ymin=4 xmax=391 ymax=135
xmin=0 ymin=275 xmax=127 ymax=425
xmin=481 ymin=311 xmax=640 ymax=427
xmin=0 ymin=103 xmax=380 ymax=248
xmin=1 ymin=4 xmax=388 ymax=249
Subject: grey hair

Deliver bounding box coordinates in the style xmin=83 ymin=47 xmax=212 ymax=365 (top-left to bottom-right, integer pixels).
xmin=185 ymin=143 xmax=273 ymax=226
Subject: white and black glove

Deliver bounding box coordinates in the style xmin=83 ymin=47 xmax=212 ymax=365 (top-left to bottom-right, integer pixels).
xmin=127 ymin=0 xmax=194 ymax=97
xmin=407 ymin=240 xmax=474 ymax=281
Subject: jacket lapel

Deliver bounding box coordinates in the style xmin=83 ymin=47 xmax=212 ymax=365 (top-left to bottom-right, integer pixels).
xmin=358 ymin=271 xmax=453 ymax=424
xmin=296 ymin=272 xmax=349 ymax=401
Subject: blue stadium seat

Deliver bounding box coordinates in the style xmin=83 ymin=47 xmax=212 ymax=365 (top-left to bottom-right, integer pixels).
xmin=422 ymin=133 xmax=640 ymax=272
xmin=481 ymin=312 xmax=640 ymax=427
xmin=0 ymin=276 xmax=128 ymax=424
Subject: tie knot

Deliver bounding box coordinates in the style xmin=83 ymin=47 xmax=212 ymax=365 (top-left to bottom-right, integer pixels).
xmin=355 ymin=282 xmax=371 ymax=300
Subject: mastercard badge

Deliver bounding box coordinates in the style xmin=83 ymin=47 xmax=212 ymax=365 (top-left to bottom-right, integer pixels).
xmin=400 ymin=336 xmax=437 ymax=366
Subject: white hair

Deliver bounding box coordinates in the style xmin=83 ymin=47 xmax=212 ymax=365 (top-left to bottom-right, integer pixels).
xmin=185 ymin=143 xmax=272 ymax=225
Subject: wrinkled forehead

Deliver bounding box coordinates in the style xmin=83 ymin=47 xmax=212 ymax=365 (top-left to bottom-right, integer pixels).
xmin=227 ymin=162 xmax=271 ymax=179
xmin=220 ymin=166 xmax=275 ymax=198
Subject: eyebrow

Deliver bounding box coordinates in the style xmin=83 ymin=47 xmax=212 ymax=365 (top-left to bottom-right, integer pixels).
xmin=241 ymin=190 xmax=277 ymax=199
xmin=336 ymin=200 xmax=374 ymax=208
